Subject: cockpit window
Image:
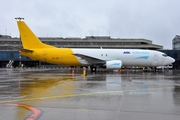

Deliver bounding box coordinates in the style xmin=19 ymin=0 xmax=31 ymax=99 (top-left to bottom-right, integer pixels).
xmin=162 ymin=54 xmax=167 ymax=57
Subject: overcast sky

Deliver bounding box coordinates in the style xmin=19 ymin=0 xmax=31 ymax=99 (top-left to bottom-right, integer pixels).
xmin=0 ymin=0 xmax=180 ymax=49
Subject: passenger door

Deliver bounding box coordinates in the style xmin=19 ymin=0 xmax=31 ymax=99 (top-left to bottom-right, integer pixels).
xmin=151 ymin=52 xmax=158 ymax=66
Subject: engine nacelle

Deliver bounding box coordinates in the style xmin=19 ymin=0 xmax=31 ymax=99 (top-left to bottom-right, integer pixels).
xmin=106 ymin=60 xmax=122 ymax=69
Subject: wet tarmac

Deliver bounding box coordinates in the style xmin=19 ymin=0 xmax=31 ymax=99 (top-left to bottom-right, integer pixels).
xmin=0 ymin=68 xmax=180 ymax=120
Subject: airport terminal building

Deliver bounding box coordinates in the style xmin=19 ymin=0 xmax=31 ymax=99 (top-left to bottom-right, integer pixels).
xmin=173 ymin=35 xmax=180 ymax=50
xmin=0 ymin=35 xmax=179 ymax=69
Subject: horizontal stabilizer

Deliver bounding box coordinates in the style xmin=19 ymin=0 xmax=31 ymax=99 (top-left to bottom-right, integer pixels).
xmin=7 ymin=45 xmax=23 ymax=50
xmin=7 ymin=46 xmax=33 ymax=52
xmin=20 ymin=48 xmax=34 ymax=53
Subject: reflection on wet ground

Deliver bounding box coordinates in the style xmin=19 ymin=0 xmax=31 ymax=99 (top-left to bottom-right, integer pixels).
xmin=0 ymin=68 xmax=180 ymax=120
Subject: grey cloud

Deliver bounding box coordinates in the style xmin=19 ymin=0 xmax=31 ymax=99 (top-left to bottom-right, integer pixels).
xmin=1 ymin=0 xmax=180 ymax=49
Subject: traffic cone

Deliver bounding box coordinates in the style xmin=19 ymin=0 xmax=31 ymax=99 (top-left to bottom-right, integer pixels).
xmin=72 ymin=69 xmax=74 ymax=75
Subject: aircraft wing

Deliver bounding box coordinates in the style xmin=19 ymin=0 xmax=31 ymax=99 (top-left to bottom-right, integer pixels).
xmin=73 ymin=53 xmax=105 ymax=65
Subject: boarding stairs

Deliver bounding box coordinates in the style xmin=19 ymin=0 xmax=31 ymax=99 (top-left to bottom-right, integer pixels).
xmin=6 ymin=60 xmax=14 ymax=68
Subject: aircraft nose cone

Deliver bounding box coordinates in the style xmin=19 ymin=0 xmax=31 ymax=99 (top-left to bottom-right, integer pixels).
xmin=169 ymin=57 xmax=175 ymax=64
xmin=171 ymin=58 xmax=175 ymax=63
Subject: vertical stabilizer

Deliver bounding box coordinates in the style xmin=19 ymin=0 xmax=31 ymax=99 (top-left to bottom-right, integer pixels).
xmin=16 ymin=18 xmax=55 ymax=49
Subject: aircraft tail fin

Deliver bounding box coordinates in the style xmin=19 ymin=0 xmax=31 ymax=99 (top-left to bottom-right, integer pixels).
xmin=16 ymin=18 xmax=55 ymax=49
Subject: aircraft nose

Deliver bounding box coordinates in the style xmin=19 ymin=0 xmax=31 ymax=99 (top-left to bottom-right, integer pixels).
xmin=172 ymin=58 xmax=175 ymax=63
xmin=169 ymin=57 xmax=175 ymax=64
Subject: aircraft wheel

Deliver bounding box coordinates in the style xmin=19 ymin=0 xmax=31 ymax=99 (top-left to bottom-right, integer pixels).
xmin=90 ymin=66 xmax=97 ymax=73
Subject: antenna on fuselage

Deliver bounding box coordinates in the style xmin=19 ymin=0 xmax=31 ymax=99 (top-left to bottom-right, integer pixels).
xmin=15 ymin=17 xmax=24 ymax=21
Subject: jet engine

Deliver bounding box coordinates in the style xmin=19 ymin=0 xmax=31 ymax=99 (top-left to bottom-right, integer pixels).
xmin=106 ymin=60 xmax=122 ymax=69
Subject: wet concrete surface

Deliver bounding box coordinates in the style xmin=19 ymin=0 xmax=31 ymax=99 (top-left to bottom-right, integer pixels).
xmin=0 ymin=68 xmax=180 ymax=120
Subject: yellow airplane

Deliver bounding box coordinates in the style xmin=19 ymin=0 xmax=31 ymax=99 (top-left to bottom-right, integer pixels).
xmin=16 ymin=17 xmax=175 ymax=72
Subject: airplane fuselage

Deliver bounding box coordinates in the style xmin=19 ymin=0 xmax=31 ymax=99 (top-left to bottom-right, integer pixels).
xmin=20 ymin=48 xmax=174 ymax=67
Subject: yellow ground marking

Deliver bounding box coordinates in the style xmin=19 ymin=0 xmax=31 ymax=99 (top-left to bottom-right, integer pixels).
xmin=0 ymin=86 xmax=179 ymax=104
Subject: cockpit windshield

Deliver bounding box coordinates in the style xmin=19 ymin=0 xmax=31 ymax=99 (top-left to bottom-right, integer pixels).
xmin=162 ymin=54 xmax=167 ymax=57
